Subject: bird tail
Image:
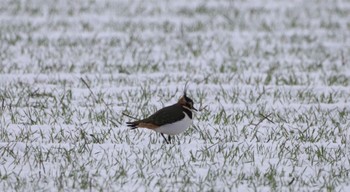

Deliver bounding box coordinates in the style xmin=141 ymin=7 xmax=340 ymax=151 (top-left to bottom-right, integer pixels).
xmin=126 ymin=121 xmax=140 ymax=129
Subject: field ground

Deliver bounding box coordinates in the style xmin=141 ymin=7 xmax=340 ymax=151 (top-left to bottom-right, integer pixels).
xmin=1 ymin=0 xmax=350 ymax=191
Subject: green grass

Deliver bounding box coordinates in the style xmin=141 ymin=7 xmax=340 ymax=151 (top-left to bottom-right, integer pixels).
xmin=1 ymin=0 xmax=350 ymax=191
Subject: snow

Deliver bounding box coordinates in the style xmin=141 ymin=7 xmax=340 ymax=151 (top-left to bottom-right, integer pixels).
xmin=1 ymin=0 xmax=350 ymax=191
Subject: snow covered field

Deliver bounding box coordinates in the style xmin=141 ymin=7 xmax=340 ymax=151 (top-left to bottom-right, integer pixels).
xmin=1 ymin=0 xmax=350 ymax=191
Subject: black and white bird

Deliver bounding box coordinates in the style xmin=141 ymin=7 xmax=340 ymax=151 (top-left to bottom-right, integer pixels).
xmin=127 ymin=92 xmax=197 ymax=144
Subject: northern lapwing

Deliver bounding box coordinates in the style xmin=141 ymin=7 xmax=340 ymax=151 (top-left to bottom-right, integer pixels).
xmin=126 ymin=92 xmax=197 ymax=144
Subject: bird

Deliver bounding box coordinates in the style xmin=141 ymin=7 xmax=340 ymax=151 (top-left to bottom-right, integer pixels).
xmin=126 ymin=92 xmax=197 ymax=144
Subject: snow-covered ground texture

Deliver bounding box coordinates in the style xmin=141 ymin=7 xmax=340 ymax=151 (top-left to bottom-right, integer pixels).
xmin=1 ymin=0 xmax=350 ymax=191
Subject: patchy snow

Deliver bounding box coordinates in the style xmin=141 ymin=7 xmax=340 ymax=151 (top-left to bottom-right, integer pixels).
xmin=1 ymin=0 xmax=350 ymax=191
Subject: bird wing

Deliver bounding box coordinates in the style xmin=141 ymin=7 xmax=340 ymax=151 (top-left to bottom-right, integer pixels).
xmin=142 ymin=104 xmax=185 ymax=127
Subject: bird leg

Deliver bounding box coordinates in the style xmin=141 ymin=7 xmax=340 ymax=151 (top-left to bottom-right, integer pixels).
xmin=168 ymin=135 xmax=172 ymax=144
xmin=161 ymin=133 xmax=170 ymax=144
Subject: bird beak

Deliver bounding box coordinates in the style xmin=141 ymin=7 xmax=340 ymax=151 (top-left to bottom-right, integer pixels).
xmin=192 ymin=106 xmax=198 ymax=111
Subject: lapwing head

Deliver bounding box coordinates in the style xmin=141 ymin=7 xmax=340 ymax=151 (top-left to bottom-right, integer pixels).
xmin=178 ymin=91 xmax=197 ymax=111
